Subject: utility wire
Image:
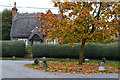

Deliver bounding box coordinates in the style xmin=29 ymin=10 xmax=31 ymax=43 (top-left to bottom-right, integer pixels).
xmin=0 ymin=5 xmax=58 ymax=10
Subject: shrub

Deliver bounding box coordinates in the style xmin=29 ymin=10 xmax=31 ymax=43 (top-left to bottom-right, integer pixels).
xmin=2 ymin=41 xmax=25 ymax=57
xmin=25 ymin=45 xmax=32 ymax=54
xmin=32 ymin=44 xmax=79 ymax=58
xmin=84 ymin=42 xmax=119 ymax=60
xmin=32 ymin=42 xmax=119 ymax=60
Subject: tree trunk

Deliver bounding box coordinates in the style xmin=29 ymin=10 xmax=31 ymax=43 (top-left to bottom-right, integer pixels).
xmin=79 ymin=39 xmax=86 ymax=65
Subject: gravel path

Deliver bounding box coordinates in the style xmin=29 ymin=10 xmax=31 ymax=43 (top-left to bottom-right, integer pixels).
xmin=1 ymin=60 xmax=119 ymax=78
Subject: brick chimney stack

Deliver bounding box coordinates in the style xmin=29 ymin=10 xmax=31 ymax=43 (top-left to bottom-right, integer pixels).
xmin=12 ymin=2 xmax=18 ymax=22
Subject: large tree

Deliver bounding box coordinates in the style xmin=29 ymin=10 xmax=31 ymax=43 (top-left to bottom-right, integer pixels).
xmin=2 ymin=9 xmax=12 ymax=40
xmin=36 ymin=2 xmax=119 ymax=64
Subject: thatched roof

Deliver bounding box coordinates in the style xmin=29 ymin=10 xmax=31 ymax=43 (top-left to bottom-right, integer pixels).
xmin=10 ymin=13 xmax=42 ymax=38
xmin=10 ymin=13 xmax=60 ymax=39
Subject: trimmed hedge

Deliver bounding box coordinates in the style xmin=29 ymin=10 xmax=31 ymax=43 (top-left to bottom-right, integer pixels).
xmin=84 ymin=43 xmax=119 ymax=60
xmin=1 ymin=41 xmax=25 ymax=57
xmin=32 ymin=42 xmax=119 ymax=60
xmin=32 ymin=44 xmax=80 ymax=58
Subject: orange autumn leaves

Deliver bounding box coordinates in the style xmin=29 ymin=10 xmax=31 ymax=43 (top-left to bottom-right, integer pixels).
xmin=35 ymin=2 xmax=119 ymax=45
xmin=25 ymin=62 xmax=118 ymax=74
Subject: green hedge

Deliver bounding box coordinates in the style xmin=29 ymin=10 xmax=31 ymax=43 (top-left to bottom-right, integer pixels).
xmin=1 ymin=41 xmax=25 ymax=57
xmin=84 ymin=43 xmax=119 ymax=60
xmin=32 ymin=42 xmax=119 ymax=60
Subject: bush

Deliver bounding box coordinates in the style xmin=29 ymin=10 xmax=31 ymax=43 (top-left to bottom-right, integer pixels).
xmin=25 ymin=45 xmax=32 ymax=54
xmin=2 ymin=41 xmax=25 ymax=57
xmin=32 ymin=42 xmax=119 ymax=60
xmin=32 ymin=44 xmax=79 ymax=58
xmin=84 ymin=42 xmax=119 ymax=60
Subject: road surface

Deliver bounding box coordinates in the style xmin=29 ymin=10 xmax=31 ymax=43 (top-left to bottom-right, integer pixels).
xmin=0 ymin=60 xmax=119 ymax=78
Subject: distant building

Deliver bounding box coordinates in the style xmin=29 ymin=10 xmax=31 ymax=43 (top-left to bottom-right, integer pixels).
xmin=10 ymin=2 xmax=59 ymax=46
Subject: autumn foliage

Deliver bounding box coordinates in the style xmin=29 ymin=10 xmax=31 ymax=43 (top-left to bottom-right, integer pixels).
xmin=26 ymin=61 xmax=119 ymax=74
xmin=35 ymin=2 xmax=119 ymax=64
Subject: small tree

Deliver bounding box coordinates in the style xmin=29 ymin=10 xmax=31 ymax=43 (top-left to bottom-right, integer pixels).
xmin=2 ymin=9 xmax=12 ymax=40
xmin=36 ymin=2 xmax=119 ymax=64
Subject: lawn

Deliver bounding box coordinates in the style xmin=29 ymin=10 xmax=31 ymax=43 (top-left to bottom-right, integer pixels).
xmin=0 ymin=57 xmax=78 ymax=61
xmin=25 ymin=60 xmax=119 ymax=74
xmin=0 ymin=57 xmax=22 ymax=60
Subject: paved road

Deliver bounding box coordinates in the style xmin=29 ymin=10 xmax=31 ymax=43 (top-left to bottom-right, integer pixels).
xmin=0 ymin=60 xmax=119 ymax=78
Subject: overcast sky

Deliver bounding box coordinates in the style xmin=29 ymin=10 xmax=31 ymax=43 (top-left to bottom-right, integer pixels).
xmin=0 ymin=0 xmax=59 ymax=14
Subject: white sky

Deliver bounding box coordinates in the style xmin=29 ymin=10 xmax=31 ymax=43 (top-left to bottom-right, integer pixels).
xmin=0 ymin=0 xmax=59 ymax=14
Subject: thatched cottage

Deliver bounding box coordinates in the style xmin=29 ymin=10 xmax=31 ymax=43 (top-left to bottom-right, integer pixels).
xmin=10 ymin=2 xmax=59 ymax=45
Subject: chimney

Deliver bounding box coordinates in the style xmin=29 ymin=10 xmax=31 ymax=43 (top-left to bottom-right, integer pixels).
xmin=12 ymin=2 xmax=18 ymax=22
